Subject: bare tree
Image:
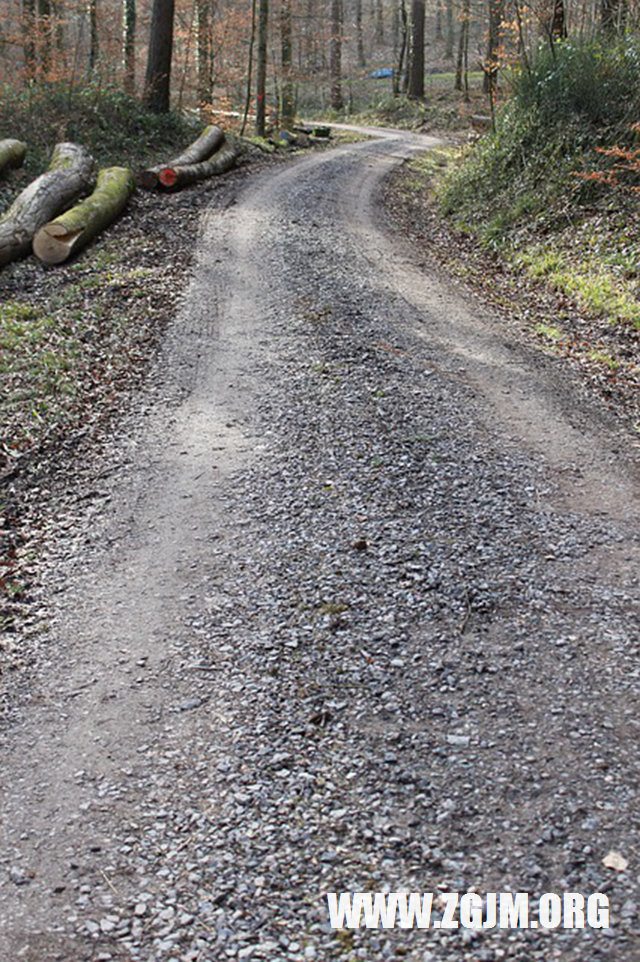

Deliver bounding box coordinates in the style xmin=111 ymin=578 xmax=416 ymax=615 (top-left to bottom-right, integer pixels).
xmin=88 ymin=0 xmax=98 ymax=71
xmin=196 ymin=0 xmax=212 ymax=105
xmin=143 ymin=0 xmax=175 ymax=112
xmin=408 ymin=0 xmax=424 ymax=100
xmin=123 ymin=0 xmax=136 ymax=93
xmin=255 ymin=0 xmax=268 ymax=135
xmin=330 ymin=0 xmax=343 ymax=111
xmin=281 ymin=0 xmax=294 ymax=126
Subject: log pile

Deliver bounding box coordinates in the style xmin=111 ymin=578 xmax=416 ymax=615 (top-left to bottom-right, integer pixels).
xmin=0 ymin=139 xmax=27 ymax=176
xmin=157 ymin=141 xmax=240 ymax=190
xmin=33 ymin=166 xmax=135 ymax=265
xmin=141 ymin=125 xmax=240 ymax=191
xmin=0 ymin=142 xmax=94 ymax=267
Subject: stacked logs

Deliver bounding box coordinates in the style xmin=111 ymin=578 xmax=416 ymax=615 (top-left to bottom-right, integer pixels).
xmin=0 ymin=125 xmax=244 ymax=267
xmin=141 ymin=124 xmax=240 ymax=191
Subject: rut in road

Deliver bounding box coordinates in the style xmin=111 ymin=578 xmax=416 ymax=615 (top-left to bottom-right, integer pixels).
xmin=1 ymin=131 xmax=639 ymax=962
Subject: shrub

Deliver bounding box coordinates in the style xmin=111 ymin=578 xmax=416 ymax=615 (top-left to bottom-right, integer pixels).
xmin=438 ymin=37 xmax=640 ymax=243
xmin=0 ymin=81 xmax=200 ymax=178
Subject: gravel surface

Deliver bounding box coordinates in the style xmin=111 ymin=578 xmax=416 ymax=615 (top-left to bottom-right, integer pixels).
xmin=1 ymin=129 xmax=640 ymax=961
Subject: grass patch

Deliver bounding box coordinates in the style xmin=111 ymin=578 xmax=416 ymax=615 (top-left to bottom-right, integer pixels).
xmin=0 ymin=302 xmax=82 ymax=455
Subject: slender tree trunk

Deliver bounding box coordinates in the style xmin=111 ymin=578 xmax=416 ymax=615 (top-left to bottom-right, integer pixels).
xmin=143 ymin=0 xmax=175 ymax=112
xmin=23 ymin=0 xmax=37 ymax=80
xmin=280 ymin=0 xmax=294 ymax=126
xmin=255 ymin=0 xmax=268 ymax=135
xmin=408 ymin=0 xmax=424 ymax=100
xmin=435 ymin=0 xmax=443 ymax=39
xmin=196 ymin=0 xmax=212 ymax=105
xmin=242 ymin=0 xmax=257 ymax=134
xmin=483 ymin=0 xmax=503 ymax=93
xmin=330 ymin=0 xmax=343 ymax=111
xmin=37 ymin=0 xmax=52 ymax=76
xmin=455 ymin=0 xmax=469 ymax=98
xmin=393 ymin=0 xmax=408 ymax=94
xmin=122 ymin=0 xmax=136 ymax=93
xmin=88 ymin=0 xmax=98 ymax=71
xmin=375 ymin=0 xmax=384 ymax=42
xmin=445 ymin=0 xmax=454 ymax=58
xmin=356 ymin=0 xmax=366 ymax=66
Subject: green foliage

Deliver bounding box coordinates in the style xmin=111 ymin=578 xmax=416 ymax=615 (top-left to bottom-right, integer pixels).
xmin=440 ymin=38 xmax=640 ymax=222
xmin=510 ymin=37 xmax=640 ymax=131
xmin=0 ymin=81 xmax=200 ymax=177
xmin=437 ymin=37 xmax=640 ymax=326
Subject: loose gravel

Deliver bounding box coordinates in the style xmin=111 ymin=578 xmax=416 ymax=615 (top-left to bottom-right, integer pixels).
xmin=1 ymin=131 xmax=639 ymax=962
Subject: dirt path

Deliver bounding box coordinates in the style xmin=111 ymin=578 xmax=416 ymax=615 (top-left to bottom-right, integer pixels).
xmin=1 ymin=129 xmax=639 ymax=962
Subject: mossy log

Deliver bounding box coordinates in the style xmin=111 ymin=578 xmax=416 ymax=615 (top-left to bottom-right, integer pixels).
xmin=0 ymin=142 xmax=94 ymax=267
xmin=0 ymin=139 xmax=27 ymax=175
xmin=141 ymin=125 xmax=225 ymax=189
xmin=157 ymin=141 xmax=241 ymax=190
xmin=33 ymin=166 xmax=135 ymax=265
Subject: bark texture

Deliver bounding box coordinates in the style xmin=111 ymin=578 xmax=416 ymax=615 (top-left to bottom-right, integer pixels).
xmin=141 ymin=125 xmax=225 ymax=189
xmin=33 ymin=166 xmax=135 ymax=265
xmin=0 ymin=140 xmax=27 ymax=176
xmin=0 ymin=142 xmax=94 ymax=268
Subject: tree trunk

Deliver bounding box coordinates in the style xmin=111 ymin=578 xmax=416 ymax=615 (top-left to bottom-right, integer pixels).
xmin=483 ymin=0 xmax=503 ymax=93
xmin=140 ymin=125 xmax=225 ymax=189
xmin=330 ymin=0 xmax=343 ymax=112
xmin=88 ymin=0 xmax=98 ymax=71
xmin=356 ymin=0 xmax=366 ymax=67
xmin=143 ymin=0 xmax=175 ymax=113
xmin=375 ymin=0 xmax=384 ymax=43
xmin=157 ymin=141 xmax=240 ymax=190
xmin=280 ymin=0 xmax=294 ymax=127
xmin=23 ymin=0 xmax=37 ymax=80
xmin=455 ymin=0 xmax=470 ymax=98
xmin=0 ymin=143 xmax=94 ymax=268
xmin=445 ymin=0 xmax=454 ymax=59
xmin=435 ymin=0 xmax=443 ymax=39
xmin=393 ymin=0 xmax=408 ymax=95
xmin=0 ymin=140 xmax=27 ymax=176
xmin=241 ymin=0 xmax=257 ymax=135
xmin=196 ymin=0 xmax=212 ymax=106
xmin=123 ymin=0 xmax=136 ymax=94
xmin=33 ymin=167 xmax=135 ymax=265
xmin=37 ymin=0 xmax=52 ymax=76
xmin=408 ymin=0 xmax=424 ymax=100
xmin=255 ymin=0 xmax=268 ymax=136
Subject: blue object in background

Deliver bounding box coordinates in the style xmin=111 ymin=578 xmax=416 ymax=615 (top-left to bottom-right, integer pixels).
xmin=370 ymin=68 xmax=394 ymax=79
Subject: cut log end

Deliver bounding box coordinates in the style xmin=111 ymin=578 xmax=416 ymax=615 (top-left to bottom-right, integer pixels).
xmin=33 ymin=224 xmax=80 ymax=265
xmin=140 ymin=169 xmax=160 ymax=190
xmin=158 ymin=167 xmax=178 ymax=188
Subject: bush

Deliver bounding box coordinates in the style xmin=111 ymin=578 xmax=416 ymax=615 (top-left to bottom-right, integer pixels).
xmin=438 ymin=37 xmax=640 ymax=244
xmin=0 ymin=81 xmax=201 ymax=178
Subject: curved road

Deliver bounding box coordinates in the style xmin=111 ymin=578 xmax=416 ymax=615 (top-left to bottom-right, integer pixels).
xmin=1 ymin=129 xmax=639 ymax=961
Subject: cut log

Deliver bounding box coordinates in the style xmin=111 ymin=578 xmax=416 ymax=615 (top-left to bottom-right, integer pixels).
xmin=141 ymin=124 xmax=225 ymax=189
xmin=0 ymin=139 xmax=27 ymax=176
xmin=0 ymin=142 xmax=94 ymax=268
xmin=33 ymin=166 xmax=135 ymax=266
xmin=157 ymin=141 xmax=241 ymax=190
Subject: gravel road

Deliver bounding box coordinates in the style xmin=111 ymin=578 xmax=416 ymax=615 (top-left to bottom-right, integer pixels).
xmin=1 ymin=129 xmax=640 ymax=962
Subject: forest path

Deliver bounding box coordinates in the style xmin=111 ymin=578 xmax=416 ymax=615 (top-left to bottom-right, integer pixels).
xmin=1 ymin=129 xmax=639 ymax=962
